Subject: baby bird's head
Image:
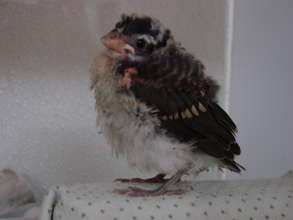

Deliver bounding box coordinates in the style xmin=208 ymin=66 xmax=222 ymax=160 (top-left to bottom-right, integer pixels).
xmin=101 ymin=14 xmax=173 ymax=62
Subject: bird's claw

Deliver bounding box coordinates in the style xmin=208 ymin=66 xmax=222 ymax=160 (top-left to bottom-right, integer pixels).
xmin=122 ymin=67 xmax=138 ymax=89
xmin=114 ymin=178 xmax=146 ymax=183
xmin=114 ymin=174 xmax=179 ymax=184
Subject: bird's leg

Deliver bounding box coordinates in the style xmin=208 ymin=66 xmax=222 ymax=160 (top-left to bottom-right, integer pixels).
xmin=115 ymin=173 xmax=181 ymax=184
xmin=113 ymin=169 xmax=190 ymax=197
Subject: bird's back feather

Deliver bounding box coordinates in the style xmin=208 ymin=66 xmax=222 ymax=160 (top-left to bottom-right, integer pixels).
xmin=128 ymin=45 xmax=244 ymax=172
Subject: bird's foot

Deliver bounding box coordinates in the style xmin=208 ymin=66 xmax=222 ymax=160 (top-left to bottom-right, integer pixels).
xmin=115 ymin=174 xmax=181 ymax=184
xmin=122 ymin=67 xmax=138 ymax=89
xmin=113 ymin=186 xmax=187 ymax=197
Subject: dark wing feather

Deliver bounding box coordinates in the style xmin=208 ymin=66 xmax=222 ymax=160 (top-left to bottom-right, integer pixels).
xmin=131 ymin=83 xmax=244 ymax=172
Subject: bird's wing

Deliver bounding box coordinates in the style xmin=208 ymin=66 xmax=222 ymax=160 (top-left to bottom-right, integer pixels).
xmin=131 ymin=84 xmax=244 ymax=172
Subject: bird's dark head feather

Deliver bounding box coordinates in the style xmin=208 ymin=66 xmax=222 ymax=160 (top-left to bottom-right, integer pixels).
xmin=101 ymin=14 xmax=173 ymax=62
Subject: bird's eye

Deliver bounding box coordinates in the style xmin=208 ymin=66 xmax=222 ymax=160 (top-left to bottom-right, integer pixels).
xmin=136 ymin=39 xmax=146 ymax=49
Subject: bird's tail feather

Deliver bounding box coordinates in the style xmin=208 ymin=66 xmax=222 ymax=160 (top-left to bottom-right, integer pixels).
xmin=222 ymin=159 xmax=245 ymax=173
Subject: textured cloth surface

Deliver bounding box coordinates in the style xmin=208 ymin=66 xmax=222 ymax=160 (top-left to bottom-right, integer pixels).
xmin=41 ymin=171 xmax=293 ymax=220
xmin=0 ymin=169 xmax=40 ymax=220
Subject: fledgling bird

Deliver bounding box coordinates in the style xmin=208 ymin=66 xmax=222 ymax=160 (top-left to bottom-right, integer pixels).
xmin=90 ymin=14 xmax=244 ymax=197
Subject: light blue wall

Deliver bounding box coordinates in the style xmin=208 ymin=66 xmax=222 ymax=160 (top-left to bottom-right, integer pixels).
xmin=229 ymin=0 xmax=293 ymax=179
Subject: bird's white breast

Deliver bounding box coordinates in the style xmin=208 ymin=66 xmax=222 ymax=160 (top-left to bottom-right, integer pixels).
xmin=90 ymin=52 xmax=219 ymax=175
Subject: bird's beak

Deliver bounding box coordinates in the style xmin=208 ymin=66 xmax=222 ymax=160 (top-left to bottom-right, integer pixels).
xmin=101 ymin=31 xmax=135 ymax=56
